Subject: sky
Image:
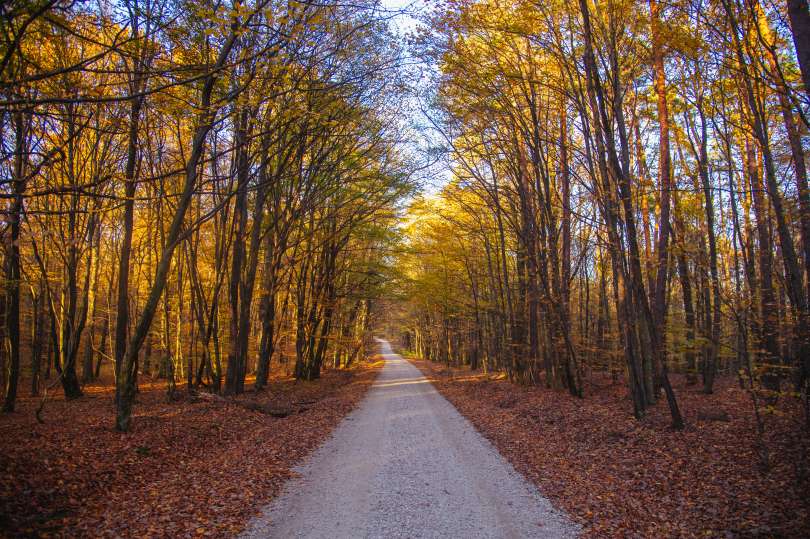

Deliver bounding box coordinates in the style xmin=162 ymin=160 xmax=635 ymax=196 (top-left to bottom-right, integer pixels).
xmin=380 ymin=0 xmax=426 ymax=33
xmin=379 ymin=0 xmax=451 ymax=196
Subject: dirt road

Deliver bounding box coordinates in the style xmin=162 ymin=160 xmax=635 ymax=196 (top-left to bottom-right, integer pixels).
xmin=242 ymin=339 xmax=579 ymax=538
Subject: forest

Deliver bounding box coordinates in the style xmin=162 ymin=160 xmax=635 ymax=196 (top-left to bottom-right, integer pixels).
xmin=2 ymin=0 xmax=810 ymax=536
xmin=0 ymin=0 xmax=413 ymax=431
xmin=400 ymin=0 xmax=810 ymax=432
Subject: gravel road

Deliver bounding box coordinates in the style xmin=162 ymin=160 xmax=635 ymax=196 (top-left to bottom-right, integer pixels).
xmin=241 ymin=339 xmax=579 ymax=539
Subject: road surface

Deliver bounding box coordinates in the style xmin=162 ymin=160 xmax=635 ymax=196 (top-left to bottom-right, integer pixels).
xmin=241 ymin=339 xmax=579 ymax=538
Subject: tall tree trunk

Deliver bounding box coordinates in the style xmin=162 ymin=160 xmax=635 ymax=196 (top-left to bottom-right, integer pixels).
xmin=2 ymin=110 xmax=26 ymax=412
xmin=116 ymin=27 xmax=242 ymax=431
xmin=650 ymin=0 xmax=673 ymax=396
xmin=224 ymin=108 xmax=250 ymax=396
xmin=31 ymin=290 xmax=42 ymax=395
xmin=786 ymin=0 xmax=810 ymax=98
xmin=747 ymin=138 xmax=781 ymax=393
xmin=82 ymin=223 xmax=101 ymax=383
xmin=694 ymin=106 xmax=721 ymax=394
xmin=114 ymin=83 xmax=145 ymax=404
xmin=256 ymin=233 xmax=278 ymax=390
xmin=577 ymin=0 xmax=682 ymax=427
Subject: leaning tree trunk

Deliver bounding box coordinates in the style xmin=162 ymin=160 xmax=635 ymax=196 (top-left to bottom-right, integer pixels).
xmin=116 ymin=27 xmax=241 ymax=431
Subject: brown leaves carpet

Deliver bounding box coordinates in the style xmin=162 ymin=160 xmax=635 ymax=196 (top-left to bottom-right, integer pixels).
xmin=413 ymin=360 xmax=810 ymax=538
xmin=0 ymin=361 xmax=381 ymax=537
xmin=4 ymin=355 xmax=807 ymax=538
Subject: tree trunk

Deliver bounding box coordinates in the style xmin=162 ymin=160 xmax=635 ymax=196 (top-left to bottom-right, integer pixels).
xmin=786 ymin=0 xmax=810 ymax=98
xmin=2 ymin=110 xmax=26 ymax=413
xmin=116 ymin=28 xmax=241 ymax=431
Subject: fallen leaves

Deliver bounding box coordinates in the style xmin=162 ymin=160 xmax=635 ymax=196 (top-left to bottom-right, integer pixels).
xmin=0 ymin=363 xmax=380 ymax=537
xmin=415 ymin=360 xmax=810 ymax=538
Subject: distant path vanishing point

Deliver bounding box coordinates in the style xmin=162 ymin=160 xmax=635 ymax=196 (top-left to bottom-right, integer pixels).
xmin=241 ymin=338 xmax=579 ymax=539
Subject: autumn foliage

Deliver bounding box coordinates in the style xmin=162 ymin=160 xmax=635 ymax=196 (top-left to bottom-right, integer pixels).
xmin=3 ymin=0 xmax=810 ymax=535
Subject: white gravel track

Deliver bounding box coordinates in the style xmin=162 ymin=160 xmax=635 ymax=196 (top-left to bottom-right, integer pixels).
xmin=241 ymin=339 xmax=579 ymax=539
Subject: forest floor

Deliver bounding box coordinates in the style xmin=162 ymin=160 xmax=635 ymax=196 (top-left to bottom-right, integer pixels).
xmin=412 ymin=359 xmax=810 ymax=538
xmin=0 ymin=359 xmax=382 ymax=537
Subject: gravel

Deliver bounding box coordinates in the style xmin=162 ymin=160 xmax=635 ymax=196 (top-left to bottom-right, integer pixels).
xmin=241 ymin=339 xmax=580 ymax=539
